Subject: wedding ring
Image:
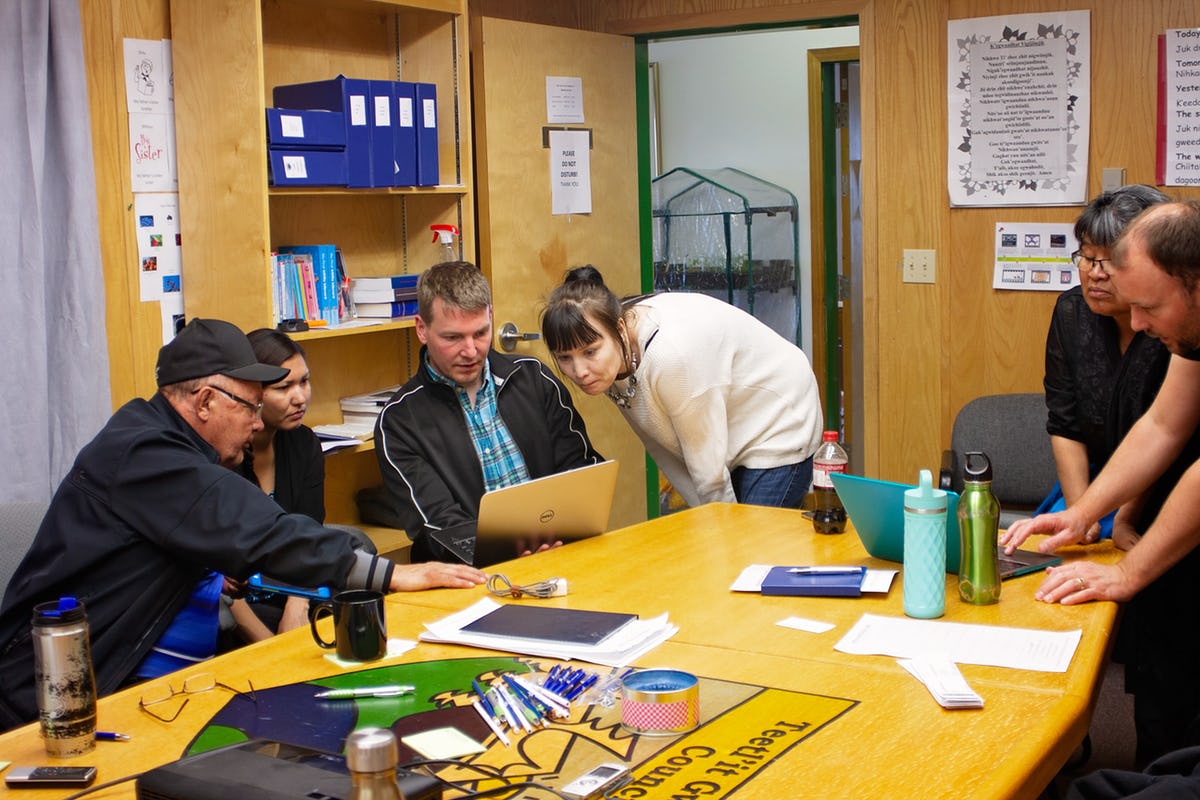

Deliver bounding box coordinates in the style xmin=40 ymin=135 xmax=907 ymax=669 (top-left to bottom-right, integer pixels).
xmin=1076 ymin=577 xmax=1087 ymax=590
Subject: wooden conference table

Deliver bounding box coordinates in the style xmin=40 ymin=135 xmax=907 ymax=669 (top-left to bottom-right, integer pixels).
xmin=0 ymin=504 xmax=1121 ymax=799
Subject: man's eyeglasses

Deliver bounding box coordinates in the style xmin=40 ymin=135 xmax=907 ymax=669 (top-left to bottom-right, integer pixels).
xmin=1070 ymin=250 xmax=1113 ymax=274
xmin=138 ymin=672 xmax=256 ymax=722
xmin=205 ymin=385 xmax=263 ymax=417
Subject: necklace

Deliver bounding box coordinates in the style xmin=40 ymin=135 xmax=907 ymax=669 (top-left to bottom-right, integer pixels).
xmin=606 ymin=351 xmax=639 ymax=409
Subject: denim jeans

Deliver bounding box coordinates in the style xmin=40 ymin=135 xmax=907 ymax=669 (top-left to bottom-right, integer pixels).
xmin=730 ymin=456 xmax=814 ymax=509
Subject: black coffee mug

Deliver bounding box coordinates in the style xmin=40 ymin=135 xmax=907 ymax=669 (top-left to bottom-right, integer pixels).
xmin=309 ymin=589 xmax=387 ymax=662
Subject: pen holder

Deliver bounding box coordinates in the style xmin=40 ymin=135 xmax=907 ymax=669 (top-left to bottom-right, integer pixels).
xmin=620 ymin=669 xmax=699 ymax=735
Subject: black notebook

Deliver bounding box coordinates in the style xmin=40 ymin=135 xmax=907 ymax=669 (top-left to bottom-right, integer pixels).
xmin=460 ymin=605 xmax=638 ymax=647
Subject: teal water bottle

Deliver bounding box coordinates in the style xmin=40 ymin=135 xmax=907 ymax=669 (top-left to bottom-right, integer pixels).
xmin=903 ymin=469 xmax=947 ymax=618
xmin=957 ymin=452 xmax=1001 ymax=605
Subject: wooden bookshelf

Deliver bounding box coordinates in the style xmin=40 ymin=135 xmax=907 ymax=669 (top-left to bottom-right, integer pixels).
xmin=170 ymin=0 xmax=474 ymax=547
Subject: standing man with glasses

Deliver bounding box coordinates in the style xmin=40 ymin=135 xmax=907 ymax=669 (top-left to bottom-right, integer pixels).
xmin=1008 ymin=199 xmax=1200 ymax=767
xmin=0 ymin=318 xmax=485 ymax=732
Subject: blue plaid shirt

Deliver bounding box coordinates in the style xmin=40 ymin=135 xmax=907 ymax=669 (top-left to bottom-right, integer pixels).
xmin=425 ymin=354 xmax=530 ymax=491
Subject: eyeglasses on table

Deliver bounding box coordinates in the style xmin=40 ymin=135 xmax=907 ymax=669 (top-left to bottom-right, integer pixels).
xmin=138 ymin=672 xmax=257 ymax=723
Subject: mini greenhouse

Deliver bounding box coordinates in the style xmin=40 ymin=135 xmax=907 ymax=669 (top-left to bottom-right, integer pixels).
xmin=651 ymin=167 xmax=802 ymax=345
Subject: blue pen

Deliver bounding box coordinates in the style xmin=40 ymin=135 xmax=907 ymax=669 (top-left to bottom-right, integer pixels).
xmin=501 ymin=676 xmax=544 ymax=724
xmin=95 ymin=731 xmax=130 ymax=741
xmin=503 ymin=674 xmax=548 ymax=722
xmin=545 ymin=665 xmax=567 ymax=693
xmin=566 ymin=673 xmax=599 ymax=701
xmin=561 ymin=668 xmax=591 ymax=696
xmin=472 ymin=679 xmax=496 ymax=717
xmin=558 ymin=668 xmax=586 ymax=694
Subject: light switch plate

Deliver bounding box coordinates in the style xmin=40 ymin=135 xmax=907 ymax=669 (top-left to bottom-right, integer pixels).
xmin=903 ymin=249 xmax=936 ymax=284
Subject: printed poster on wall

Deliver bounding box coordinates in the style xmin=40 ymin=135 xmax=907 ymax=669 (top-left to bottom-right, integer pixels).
xmin=993 ymin=222 xmax=1078 ymax=291
xmin=947 ymin=11 xmax=1091 ymax=207
xmin=1158 ymin=28 xmax=1200 ymax=186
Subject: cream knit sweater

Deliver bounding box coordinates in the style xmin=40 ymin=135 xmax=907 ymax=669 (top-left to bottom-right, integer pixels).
xmin=615 ymin=292 xmax=824 ymax=507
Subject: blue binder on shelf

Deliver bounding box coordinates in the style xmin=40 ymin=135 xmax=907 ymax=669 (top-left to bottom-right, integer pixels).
xmin=273 ymin=75 xmax=371 ymax=188
xmin=415 ymin=82 xmax=439 ymax=186
xmin=267 ymin=150 xmax=347 ymax=187
xmin=392 ymin=81 xmax=418 ymax=187
xmin=368 ymin=80 xmax=396 ymax=188
xmin=265 ymin=108 xmax=345 ymax=150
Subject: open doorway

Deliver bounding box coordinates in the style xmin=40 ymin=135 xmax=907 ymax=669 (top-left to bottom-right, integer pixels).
xmin=642 ymin=23 xmax=863 ymax=477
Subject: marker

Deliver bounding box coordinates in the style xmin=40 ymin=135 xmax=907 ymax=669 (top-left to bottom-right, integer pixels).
xmin=787 ymin=566 xmax=866 ymax=575
xmin=95 ymin=731 xmax=130 ymax=741
xmin=472 ymin=699 xmax=510 ymax=746
xmin=314 ymin=685 xmax=415 ymax=700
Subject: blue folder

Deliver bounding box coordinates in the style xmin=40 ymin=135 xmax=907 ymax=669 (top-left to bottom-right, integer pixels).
xmin=392 ymin=81 xmax=418 ymax=187
xmin=265 ymin=108 xmax=345 ymax=150
xmin=368 ymin=80 xmax=396 ymax=188
xmin=273 ymin=76 xmax=371 ymax=188
xmin=415 ymin=82 xmax=439 ymax=186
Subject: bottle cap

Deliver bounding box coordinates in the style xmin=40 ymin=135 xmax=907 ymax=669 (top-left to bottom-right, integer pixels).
xmin=904 ymin=469 xmax=947 ymax=512
xmin=963 ymin=451 xmax=993 ymax=482
xmin=32 ymin=597 xmax=87 ymax=625
xmin=821 ymin=430 xmax=839 ymax=442
xmin=345 ymin=727 xmax=399 ymax=774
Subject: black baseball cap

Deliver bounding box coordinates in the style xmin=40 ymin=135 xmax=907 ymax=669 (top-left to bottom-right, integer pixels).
xmin=156 ymin=318 xmax=290 ymax=387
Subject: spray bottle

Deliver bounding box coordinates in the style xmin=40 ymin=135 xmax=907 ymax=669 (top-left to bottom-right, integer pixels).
xmin=430 ymin=224 xmax=459 ymax=265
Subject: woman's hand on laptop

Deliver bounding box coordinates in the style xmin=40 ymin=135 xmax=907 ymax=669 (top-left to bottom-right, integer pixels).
xmin=516 ymin=534 xmax=563 ymax=558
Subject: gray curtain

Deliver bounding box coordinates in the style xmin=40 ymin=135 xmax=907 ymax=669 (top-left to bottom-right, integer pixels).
xmin=0 ymin=0 xmax=109 ymax=503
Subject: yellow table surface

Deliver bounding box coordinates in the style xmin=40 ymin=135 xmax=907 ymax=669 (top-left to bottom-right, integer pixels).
xmin=0 ymin=503 xmax=1121 ymax=799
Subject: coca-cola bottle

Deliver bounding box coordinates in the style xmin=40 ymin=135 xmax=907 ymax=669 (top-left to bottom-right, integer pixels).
xmin=812 ymin=431 xmax=848 ymax=534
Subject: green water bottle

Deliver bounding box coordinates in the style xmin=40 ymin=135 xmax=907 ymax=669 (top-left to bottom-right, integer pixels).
xmin=957 ymin=451 xmax=1000 ymax=605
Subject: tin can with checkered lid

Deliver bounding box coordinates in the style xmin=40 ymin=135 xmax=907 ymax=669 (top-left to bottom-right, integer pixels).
xmin=620 ymin=669 xmax=699 ymax=735
xmin=31 ymin=596 xmax=97 ymax=756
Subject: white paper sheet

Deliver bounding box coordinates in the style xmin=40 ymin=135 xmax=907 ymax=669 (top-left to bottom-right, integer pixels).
xmin=835 ymin=613 xmax=1081 ymax=673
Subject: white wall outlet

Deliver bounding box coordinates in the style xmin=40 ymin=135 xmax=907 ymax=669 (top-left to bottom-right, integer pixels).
xmin=903 ymin=249 xmax=936 ymax=284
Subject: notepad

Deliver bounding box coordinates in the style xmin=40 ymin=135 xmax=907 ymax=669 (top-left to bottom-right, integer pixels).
xmin=760 ymin=566 xmax=867 ymax=597
xmin=459 ymin=605 xmax=638 ymax=647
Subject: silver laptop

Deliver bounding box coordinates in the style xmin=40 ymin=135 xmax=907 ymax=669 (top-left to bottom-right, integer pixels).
xmin=434 ymin=460 xmax=620 ymax=567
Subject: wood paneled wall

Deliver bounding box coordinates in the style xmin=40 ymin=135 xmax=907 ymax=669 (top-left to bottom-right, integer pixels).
xmin=478 ymin=0 xmax=1200 ymax=483
xmin=82 ymin=0 xmax=171 ymax=407
xmin=86 ymin=0 xmax=1200 ymax=485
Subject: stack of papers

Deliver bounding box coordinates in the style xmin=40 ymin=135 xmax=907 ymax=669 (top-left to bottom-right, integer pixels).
xmin=420 ymin=598 xmax=677 ymax=667
xmin=898 ymin=658 xmax=984 ymax=709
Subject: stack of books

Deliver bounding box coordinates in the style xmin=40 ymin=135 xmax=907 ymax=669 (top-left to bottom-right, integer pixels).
xmin=340 ymin=386 xmax=401 ymax=428
xmin=272 ymin=244 xmax=340 ymax=326
xmin=350 ymin=274 xmax=419 ymax=318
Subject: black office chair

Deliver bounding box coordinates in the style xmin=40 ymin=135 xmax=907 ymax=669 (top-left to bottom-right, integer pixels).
xmin=939 ymin=393 xmax=1057 ymax=529
xmin=0 ymin=502 xmax=48 ymax=598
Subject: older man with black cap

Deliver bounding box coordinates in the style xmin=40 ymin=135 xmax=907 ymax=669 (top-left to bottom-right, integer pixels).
xmin=0 ymin=319 xmax=485 ymax=731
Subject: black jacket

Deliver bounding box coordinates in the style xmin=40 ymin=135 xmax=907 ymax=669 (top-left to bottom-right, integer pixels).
xmin=0 ymin=393 xmax=393 ymax=730
xmin=374 ymin=350 xmax=602 ymax=563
